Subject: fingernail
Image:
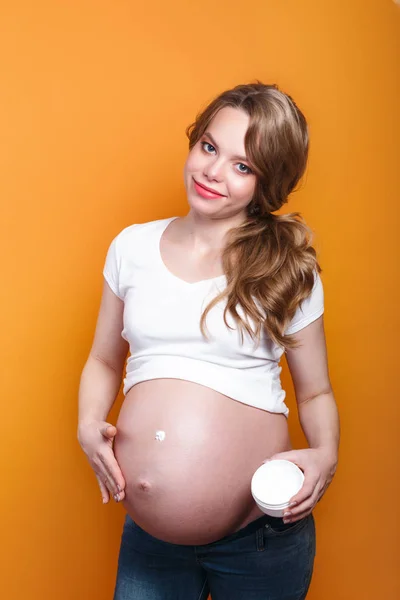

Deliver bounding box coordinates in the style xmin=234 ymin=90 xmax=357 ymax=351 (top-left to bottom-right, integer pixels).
xmin=114 ymin=493 xmax=120 ymax=502
xmin=283 ymin=511 xmax=292 ymax=517
xmin=283 ymin=518 xmax=291 ymax=524
xmin=289 ymin=502 xmax=297 ymax=507
xmin=117 ymin=484 xmax=122 ymax=493
xmin=102 ymin=497 xmax=107 ymax=504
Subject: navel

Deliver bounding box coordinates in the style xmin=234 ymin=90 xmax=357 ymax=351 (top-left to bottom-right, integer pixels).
xmin=138 ymin=480 xmax=151 ymax=492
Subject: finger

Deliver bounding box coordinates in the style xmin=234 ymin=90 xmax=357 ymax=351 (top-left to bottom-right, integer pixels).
xmin=108 ymin=480 xmax=125 ymax=502
xmin=94 ymin=460 xmax=116 ymax=495
xmin=96 ymin=473 xmax=110 ymax=504
xmin=97 ymin=452 xmax=126 ymax=495
xmin=97 ymin=455 xmax=122 ymax=496
xmin=284 ymin=509 xmax=313 ymax=524
xmin=286 ymin=485 xmax=321 ymax=518
xmin=288 ymin=473 xmax=320 ymax=507
xmin=100 ymin=423 xmax=117 ymax=438
xmin=114 ymin=489 xmax=126 ymax=502
xmin=262 ymin=451 xmax=303 ymax=466
xmin=97 ymin=474 xmax=125 ymax=503
xmin=101 ymin=473 xmax=125 ymax=503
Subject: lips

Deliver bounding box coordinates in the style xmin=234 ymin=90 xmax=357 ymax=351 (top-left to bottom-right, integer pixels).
xmin=193 ymin=178 xmax=226 ymax=198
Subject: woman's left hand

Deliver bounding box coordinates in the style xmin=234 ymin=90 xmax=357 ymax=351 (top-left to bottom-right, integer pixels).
xmin=261 ymin=448 xmax=338 ymax=523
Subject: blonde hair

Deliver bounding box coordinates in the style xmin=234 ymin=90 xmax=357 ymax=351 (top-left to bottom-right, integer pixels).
xmin=186 ymin=82 xmax=321 ymax=350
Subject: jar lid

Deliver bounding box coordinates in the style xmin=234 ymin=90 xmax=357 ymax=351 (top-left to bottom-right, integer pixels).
xmin=251 ymin=460 xmax=304 ymax=506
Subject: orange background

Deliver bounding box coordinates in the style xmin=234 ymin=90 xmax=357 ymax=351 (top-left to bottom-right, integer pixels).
xmin=1 ymin=1 xmax=399 ymax=598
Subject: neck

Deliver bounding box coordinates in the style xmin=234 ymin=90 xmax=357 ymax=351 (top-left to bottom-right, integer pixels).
xmin=180 ymin=211 xmax=245 ymax=253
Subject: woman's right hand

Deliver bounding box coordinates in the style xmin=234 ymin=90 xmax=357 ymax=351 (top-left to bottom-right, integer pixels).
xmin=77 ymin=420 xmax=126 ymax=504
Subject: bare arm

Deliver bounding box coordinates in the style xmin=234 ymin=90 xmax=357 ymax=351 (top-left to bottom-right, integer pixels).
xmin=267 ymin=315 xmax=340 ymax=523
xmin=78 ymin=356 xmax=124 ymax=425
xmin=78 ymin=279 xmax=129 ymax=426
xmin=285 ymin=314 xmax=340 ymax=459
xmin=77 ymin=279 xmax=129 ymax=504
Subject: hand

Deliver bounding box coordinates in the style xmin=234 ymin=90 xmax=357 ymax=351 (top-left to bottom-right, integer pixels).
xmin=77 ymin=420 xmax=126 ymax=505
xmin=262 ymin=448 xmax=338 ymax=523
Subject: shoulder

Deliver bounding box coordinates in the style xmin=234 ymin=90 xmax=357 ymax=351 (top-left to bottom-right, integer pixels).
xmin=284 ymin=269 xmax=324 ymax=336
xmin=112 ymin=216 xmax=175 ymax=249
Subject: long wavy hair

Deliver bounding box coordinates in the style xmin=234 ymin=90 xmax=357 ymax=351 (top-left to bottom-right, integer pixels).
xmin=185 ymin=81 xmax=322 ymax=350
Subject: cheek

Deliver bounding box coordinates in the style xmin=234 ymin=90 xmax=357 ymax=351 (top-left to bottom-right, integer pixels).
xmin=183 ymin=156 xmax=193 ymax=187
xmin=184 ymin=156 xmax=194 ymax=175
xmin=185 ymin=147 xmax=205 ymax=175
xmin=230 ymin=177 xmax=256 ymax=202
xmin=183 ymin=152 xmax=201 ymax=192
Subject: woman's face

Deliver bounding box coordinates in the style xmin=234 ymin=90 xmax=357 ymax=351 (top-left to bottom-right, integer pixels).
xmin=183 ymin=107 xmax=257 ymax=219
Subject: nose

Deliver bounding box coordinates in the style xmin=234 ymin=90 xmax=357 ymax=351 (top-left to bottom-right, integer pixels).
xmin=203 ymin=156 xmax=224 ymax=182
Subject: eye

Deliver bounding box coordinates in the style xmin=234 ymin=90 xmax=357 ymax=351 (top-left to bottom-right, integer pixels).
xmin=236 ymin=163 xmax=253 ymax=175
xmin=201 ymin=141 xmax=216 ymax=154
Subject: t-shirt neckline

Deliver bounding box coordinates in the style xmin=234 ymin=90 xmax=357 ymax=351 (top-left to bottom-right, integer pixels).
xmin=156 ymin=216 xmax=227 ymax=287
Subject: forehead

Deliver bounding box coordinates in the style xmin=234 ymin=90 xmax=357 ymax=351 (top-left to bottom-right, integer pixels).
xmin=206 ymin=107 xmax=250 ymax=150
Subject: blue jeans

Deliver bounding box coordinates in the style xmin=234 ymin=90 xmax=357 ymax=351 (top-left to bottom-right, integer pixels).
xmin=113 ymin=512 xmax=316 ymax=599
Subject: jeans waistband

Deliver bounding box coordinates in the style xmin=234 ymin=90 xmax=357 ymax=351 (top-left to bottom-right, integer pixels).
xmin=197 ymin=513 xmax=286 ymax=548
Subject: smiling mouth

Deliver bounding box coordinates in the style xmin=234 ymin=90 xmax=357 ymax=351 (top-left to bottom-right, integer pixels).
xmin=193 ymin=178 xmax=226 ymax=197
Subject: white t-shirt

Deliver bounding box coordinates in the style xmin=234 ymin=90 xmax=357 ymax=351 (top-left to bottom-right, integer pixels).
xmin=103 ymin=217 xmax=324 ymax=417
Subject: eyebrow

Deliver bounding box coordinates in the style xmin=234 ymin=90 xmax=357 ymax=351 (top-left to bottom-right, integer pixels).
xmin=203 ymin=131 xmax=249 ymax=163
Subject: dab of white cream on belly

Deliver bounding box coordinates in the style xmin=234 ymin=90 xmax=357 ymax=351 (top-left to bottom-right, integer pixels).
xmin=155 ymin=430 xmax=166 ymax=442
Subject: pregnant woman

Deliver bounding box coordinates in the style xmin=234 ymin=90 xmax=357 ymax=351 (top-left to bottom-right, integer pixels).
xmin=78 ymin=82 xmax=340 ymax=599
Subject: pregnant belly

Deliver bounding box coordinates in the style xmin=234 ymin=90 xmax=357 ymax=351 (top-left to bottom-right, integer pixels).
xmin=114 ymin=379 xmax=291 ymax=545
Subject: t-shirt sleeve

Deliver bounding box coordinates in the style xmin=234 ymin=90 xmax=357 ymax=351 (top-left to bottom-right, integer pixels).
xmin=284 ymin=271 xmax=324 ymax=335
xmin=102 ymin=232 xmax=124 ymax=300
